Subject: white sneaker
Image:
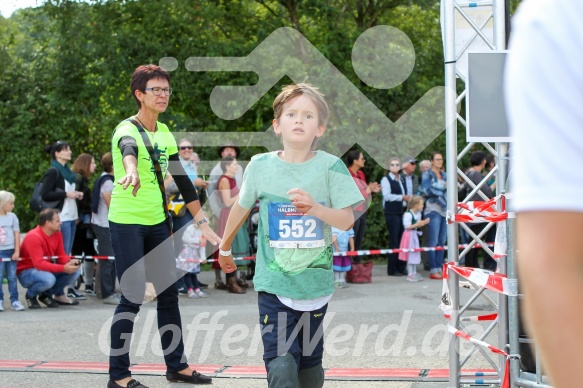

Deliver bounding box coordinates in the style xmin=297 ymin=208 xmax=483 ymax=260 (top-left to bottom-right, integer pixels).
xmin=188 ymin=290 xmax=200 ymax=299
xmin=10 ymin=300 xmax=25 ymax=311
xmin=340 ymin=282 xmax=349 ymax=289
xmin=103 ymin=294 xmax=120 ymax=305
xmin=406 ymin=274 xmax=420 ymax=282
xmin=195 ymin=290 xmax=208 ymax=298
xmin=0 ymin=303 xmax=3 ymax=312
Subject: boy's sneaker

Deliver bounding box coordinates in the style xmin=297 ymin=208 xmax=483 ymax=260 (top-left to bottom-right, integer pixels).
xmin=195 ymin=289 xmax=208 ymax=298
xmin=67 ymin=288 xmax=87 ymax=300
xmin=11 ymin=300 xmax=25 ymax=311
xmin=25 ymin=295 xmax=41 ymax=309
xmin=84 ymin=285 xmax=96 ymax=296
xmin=188 ymin=289 xmax=200 ymax=299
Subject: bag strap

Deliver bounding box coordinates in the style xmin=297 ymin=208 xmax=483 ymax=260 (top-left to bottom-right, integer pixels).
xmin=126 ymin=118 xmax=173 ymax=233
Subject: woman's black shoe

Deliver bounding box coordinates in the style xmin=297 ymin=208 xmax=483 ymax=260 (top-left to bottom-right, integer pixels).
xmin=107 ymin=379 xmax=149 ymax=388
xmin=166 ymin=370 xmax=212 ymax=384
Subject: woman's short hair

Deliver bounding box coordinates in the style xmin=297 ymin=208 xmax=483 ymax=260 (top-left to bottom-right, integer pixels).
xmin=72 ymin=154 xmax=94 ymax=178
xmin=220 ymin=156 xmax=236 ymax=173
xmin=0 ymin=190 xmax=15 ymax=206
xmin=130 ymin=64 xmax=170 ymax=110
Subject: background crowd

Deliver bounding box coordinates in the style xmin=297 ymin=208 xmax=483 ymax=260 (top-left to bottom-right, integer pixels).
xmin=0 ymin=139 xmax=498 ymax=311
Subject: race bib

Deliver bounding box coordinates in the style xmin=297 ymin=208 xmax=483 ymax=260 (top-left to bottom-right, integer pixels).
xmin=268 ymin=202 xmax=325 ymax=248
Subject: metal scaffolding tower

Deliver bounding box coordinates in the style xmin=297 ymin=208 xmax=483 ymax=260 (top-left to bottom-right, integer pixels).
xmin=442 ymin=0 xmax=509 ymax=386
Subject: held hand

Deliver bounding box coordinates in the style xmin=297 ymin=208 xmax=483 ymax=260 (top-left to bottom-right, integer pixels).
xmin=421 ymin=219 xmax=430 ymax=226
xmin=287 ymin=188 xmax=318 ymax=215
xmin=11 ymin=251 xmax=19 ymax=261
xmin=194 ymin=178 xmax=208 ymax=189
xmin=118 ymin=170 xmax=141 ymax=196
xmin=200 ymin=223 xmax=221 ymax=246
xmin=218 ymin=253 xmax=237 ymax=274
xmin=64 ymin=260 xmax=80 ymax=274
xmin=403 ymin=195 xmax=412 ymax=202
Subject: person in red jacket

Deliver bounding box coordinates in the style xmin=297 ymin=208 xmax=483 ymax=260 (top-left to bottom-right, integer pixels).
xmin=17 ymin=208 xmax=81 ymax=309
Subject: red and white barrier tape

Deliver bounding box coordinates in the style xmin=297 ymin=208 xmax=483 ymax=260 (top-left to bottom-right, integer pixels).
xmin=1 ymin=242 xmax=497 ymax=263
xmin=448 ymin=194 xmax=514 ymax=225
xmin=444 ymin=313 xmax=498 ymax=322
xmin=448 ymin=325 xmax=516 ymax=388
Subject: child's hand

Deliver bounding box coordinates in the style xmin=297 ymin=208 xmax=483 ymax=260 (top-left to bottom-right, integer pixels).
xmin=218 ymin=252 xmax=237 ymax=273
xmin=287 ymin=188 xmax=318 ymax=215
xmin=421 ymin=219 xmax=430 ymax=226
xmin=11 ymin=251 xmax=19 ymax=261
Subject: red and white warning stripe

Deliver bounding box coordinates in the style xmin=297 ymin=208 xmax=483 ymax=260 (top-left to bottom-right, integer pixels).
xmin=448 ymin=325 xmax=508 ymax=356
xmin=3 ymin=242 xmax=497 ymax=263
xmin=448 ymin=194 xmax=514 ymax=224
xmin=444 ymin=313 xmax=498 ymax=322
xmin=447 ymin=325 xmax=514 ymax=388
xmin=440 ymin=263 xmax=517 ymax=316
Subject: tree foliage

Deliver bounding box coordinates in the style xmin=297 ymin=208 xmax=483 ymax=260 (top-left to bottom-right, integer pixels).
xmin=0 ymin=0 xmax=474 ymax=252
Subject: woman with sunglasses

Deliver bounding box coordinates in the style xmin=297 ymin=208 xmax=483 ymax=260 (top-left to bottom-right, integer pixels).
xmin=419 ymin=152 xmax=447 ymax=279
xmin=106 ymin=64 xmax=219 ymax=388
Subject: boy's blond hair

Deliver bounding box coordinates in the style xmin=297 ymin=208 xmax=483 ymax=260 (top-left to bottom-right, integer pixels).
xmin=407 ymin=195 xmax=424 ymax=211
xmin=273 ymin=83 xmax=329 ymax=127
xmin=0 ymin=190 xmax=15 ymax=206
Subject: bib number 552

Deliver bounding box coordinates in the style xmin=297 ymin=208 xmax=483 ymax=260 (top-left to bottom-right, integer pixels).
xmin=279 ymin=219 xmax=317 ymax=239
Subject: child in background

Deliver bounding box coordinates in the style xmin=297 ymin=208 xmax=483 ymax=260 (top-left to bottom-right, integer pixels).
xmin=332 ymin=226 xmax=354 ymax=288
xmin=399 ymin=195 xmax=430 ymax=282
xmin=0 ymin=191 xmax=25 ymax=311
xmin=177 ymin=220 xmax=208 ymax=299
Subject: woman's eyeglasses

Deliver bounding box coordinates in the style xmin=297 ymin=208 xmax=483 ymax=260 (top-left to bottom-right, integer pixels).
xmin=179 ymin=146 xmax=193 ymax=150
xmin=145 ymin=87 xmax=173 ymax=96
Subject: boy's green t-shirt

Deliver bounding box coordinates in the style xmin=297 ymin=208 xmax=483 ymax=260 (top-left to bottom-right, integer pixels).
xmin=238 ymin=151 xmax=364 ymax=300
xmin=108 ymin=119 xmax=178 ymax=225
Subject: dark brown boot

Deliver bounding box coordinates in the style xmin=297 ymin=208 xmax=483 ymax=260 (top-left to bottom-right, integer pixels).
xmin=227 ymin=276 xmax=246 ymax=294
xmin=236 ymin=274 xmax=248 ymax=289
xmin=214 ymin=279 xmax=227 ymax=290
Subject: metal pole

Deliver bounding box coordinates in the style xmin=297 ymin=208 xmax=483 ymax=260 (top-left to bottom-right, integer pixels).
xmin=444 ymin=0 xmax=460 ymax=386
xmin=493 ymin=0 xmax=509 ymax=379
xmin=507 ymin=216 xmax=521 ymax=388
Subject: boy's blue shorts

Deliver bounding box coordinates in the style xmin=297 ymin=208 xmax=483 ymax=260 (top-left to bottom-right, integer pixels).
xmin=258 ymin=291 xmax=328 ymax=370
